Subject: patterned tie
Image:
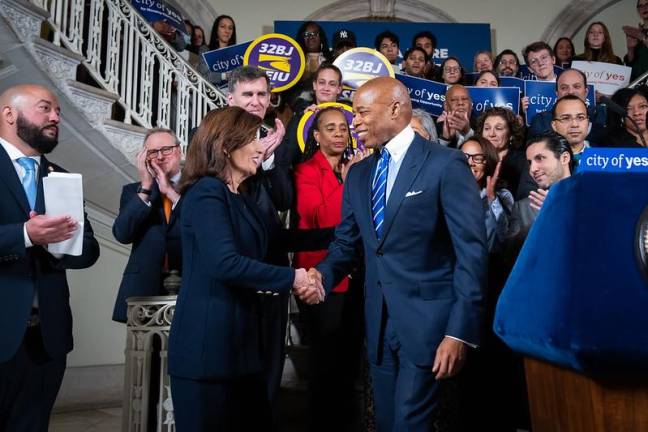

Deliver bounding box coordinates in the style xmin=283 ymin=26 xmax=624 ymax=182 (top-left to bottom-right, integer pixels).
xmin=17 ymin=157 xmax=37 ymax=210
xmin=371 ymin=148 xmax=390 ymax=239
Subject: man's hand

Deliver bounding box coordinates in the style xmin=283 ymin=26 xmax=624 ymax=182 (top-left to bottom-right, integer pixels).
xmin=26 ymin=211 xmax=78 ymax=246
xmin=260 ymin=119 xmax=286 ymax=161
xmin=293 ymin=268 xmax=325 ymax=305
xmin=136 ymin=148 xmax=153 ymax=190
xmin=529 ymin=188 xmax=548 ymax=211
xmin=150 ymin=160 xmax=180 ymax=203
xmin=438 ymin=111 xmax=454 ymax=140
xmin=432 ymin=336 xmax=468 ymax=380
xmin=521 ymin=96 xmax=530 ymax=114
xmin=446 ymin=111 xmax=470 ymax=135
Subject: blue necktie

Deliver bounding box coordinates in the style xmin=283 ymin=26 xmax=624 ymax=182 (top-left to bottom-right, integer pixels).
xmin=17 ymin=157 xmax=37 ymax=210
xmin=372 ymin=148 xmax=390 ymax=239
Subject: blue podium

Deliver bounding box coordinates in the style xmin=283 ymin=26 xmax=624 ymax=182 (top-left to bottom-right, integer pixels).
xmin=494 ymin=169 xmax=648 ymax=431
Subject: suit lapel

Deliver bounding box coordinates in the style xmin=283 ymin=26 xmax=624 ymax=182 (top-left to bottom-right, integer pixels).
xmin=378 ymin=136 xmax=428 ymax=248
xmin=0 ymin=145 xmax=31 ymax=214
xmin=364 ymin=153 xmax=380 ymax=242
xmin=34 ymin=155 xmax=50 ymax=214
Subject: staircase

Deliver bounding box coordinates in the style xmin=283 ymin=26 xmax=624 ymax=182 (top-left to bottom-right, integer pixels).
xmin=0 ymin=0 xmax=227 ymax=217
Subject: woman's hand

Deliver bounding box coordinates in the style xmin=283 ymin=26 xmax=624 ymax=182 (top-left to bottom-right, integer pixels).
xmin=340 ymin=148 xmax=371 ymax=182
xmin=486 ymin=161 xmax=502 ymax=203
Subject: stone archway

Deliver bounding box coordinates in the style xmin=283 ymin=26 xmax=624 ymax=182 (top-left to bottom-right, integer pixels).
xmin=541 ymin=0 xmax=622 ymax=46
xmin=306 ymin=0 xmax=456 ymax=23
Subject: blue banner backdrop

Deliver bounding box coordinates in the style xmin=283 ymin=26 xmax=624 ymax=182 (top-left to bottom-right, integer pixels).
xmin=579 ymin=148 xmax=648 ymax=173
xmin=130 ymin=0 xmax=187 ymax=34
xmin=202 ymin=42 xmax=252 ymax=74
xmin=274 ymin=21 xmax=491 ymax=70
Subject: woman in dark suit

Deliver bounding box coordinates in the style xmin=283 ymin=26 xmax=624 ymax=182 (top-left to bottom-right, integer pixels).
xmin=168 ymin=106 xmax=318 ymax=431
xmin=294 ymin=107 xmax=369 ymax=431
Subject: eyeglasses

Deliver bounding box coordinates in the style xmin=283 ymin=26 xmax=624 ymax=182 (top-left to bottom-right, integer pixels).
xmin=146 ymin=145 xmax=178 ymax=159
xmin=553 ymin=114 xmax=588 ymax=124
xmin=528 ymin=54 xmax=552 ymax=67
xmin=464 ymin=153 xmax=486 ymax=164
xmin=304 ymin=31 xmax=319 ymax=39
xmin=444 ymin=66 xmax=460 ymax=73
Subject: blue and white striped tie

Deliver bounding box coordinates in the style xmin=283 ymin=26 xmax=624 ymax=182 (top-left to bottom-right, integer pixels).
xmin=372 ymin=148 xmax=390 ymax=239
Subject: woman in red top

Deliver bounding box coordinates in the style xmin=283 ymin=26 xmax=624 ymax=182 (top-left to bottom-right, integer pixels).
xmin=293 ymin=107 xmax=369 ymax=431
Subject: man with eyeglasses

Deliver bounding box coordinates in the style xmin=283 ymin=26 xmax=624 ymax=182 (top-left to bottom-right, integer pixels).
xmin=112 ymin=128 xmax=183 ymax=323
xmin=551 ymin=94 xmax=593 ymax=168
xmin=524 ymin=42 xmax=557 ymax=82
xmin=494 ymin=49 xmax=520 ymax=77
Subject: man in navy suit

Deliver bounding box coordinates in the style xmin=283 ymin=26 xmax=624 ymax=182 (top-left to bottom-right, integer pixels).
xmin=308 ymin=77 xmax=487 ymax=431
xmin=0 ymin=84 xmax=100 ymax=430
xmin=112 ymin=128 xmax=183 ymax=322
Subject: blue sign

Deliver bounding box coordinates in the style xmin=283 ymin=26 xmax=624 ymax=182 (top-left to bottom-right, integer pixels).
xmin=464 ymin=72 xmax=479 ymax=85
xmin=274 ymin=21 xmax=491 ymax=72
xmin=525 ymin=81 xmax=597 ymax=125
xmin=396 ymin=73 xmax=446 ymax=117
xmin=525 ymin=80 xmax=557 ymax=126
xmin=518 ymin=65 xmax=564 ymax=81
xmin=130 ymin=0 xmax=186 ymax=35
xmin=580 ymin=148 xmax=648 ymax=173
xmin=500 ymin=76 xmax=524 ymax=93
xmin=467 ymin=86 xmax=520 ymax=116
xmin=201 ymin=42 xmax=251 ymax=74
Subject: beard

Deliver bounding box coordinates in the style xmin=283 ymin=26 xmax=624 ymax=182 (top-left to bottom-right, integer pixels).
xmin=16 ymin=113 xmax=58 ymax=154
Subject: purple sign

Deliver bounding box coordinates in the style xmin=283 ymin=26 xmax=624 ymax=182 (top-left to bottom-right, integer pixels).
xmin=333 ymin=48 xmax=395 ymax=99
xmin=244 ymin=33 xmax=305 ymax=92
xmin=296 ymin=103 xmax=363 ymax=152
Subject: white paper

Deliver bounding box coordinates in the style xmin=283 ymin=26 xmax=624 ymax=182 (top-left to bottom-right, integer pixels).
xmin=42 ymin=173 xmax=84 ymax=256
xmin=571 ymin=61 xmax=632 ymax=96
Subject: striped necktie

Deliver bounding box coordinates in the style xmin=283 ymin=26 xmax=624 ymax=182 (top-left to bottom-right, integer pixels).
xmin=371 ymin=148 xmax=390 ymax=239
xmin=17 ymin=157 xmax=37 ymax=210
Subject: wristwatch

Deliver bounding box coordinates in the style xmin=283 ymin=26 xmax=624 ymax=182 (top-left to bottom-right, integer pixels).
xmin=137 ymin=185 xmax=152 ymax=195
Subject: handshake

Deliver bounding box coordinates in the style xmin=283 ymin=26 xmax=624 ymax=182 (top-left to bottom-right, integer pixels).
xmin=293 ymin=268 xmax=325 ymax=305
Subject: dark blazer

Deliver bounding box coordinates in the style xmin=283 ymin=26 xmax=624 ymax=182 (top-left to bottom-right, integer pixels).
xmin=316 ymin=134 xmax=487 ymax=366
xmin=168 ymin=177 xmax=294 ymax=380
xmin=0 ymin=147 xmax=100 ymax=363
xmin=111 ymin=182 xmax=183 ymax=322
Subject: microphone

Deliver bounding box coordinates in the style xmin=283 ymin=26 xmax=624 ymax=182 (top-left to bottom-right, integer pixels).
xmin=600 ymin=95 xmax=647 ymax=147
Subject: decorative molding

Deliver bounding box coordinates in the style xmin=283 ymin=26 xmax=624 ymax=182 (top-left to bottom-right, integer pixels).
xmin=65 ymin=80 xmax=119 ymax=127
xmin=0 ymin=0 xmax=48 ymax=41
xmin=541 ymin=0 xmax=623 ymax=46
xmin=307 ymin=0 xmax=456 ymax=22
xmin=31 ymin=37 xmax=84 ymax=83
xmin=102 ymin=119 xmax=148 ymax=163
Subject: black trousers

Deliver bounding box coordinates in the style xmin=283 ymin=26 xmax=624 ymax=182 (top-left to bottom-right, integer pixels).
xmin=171 ymin=373 xmax=271 ymax=432
xmin=300 ymin=285 xmax=364 ymax=432
xmin=0 ymin=326 xmax=66 ymax=432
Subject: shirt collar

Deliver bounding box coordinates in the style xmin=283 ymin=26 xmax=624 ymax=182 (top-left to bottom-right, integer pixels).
xmin=170 ymin=170 xmax=181 ymax=184
xmin=0 ymin=137 xmax=41 ymax=165
xmin=383 ymin=125 xmax=415 ymax=164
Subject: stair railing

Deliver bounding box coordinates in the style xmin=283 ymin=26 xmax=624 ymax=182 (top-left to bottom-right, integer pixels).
xmin=30 ymin=0 xmax=227 ymax=149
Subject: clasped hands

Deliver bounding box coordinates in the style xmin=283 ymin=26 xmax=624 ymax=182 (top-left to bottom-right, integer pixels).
xmin=292 ymin=268 xmax=325 ymax=305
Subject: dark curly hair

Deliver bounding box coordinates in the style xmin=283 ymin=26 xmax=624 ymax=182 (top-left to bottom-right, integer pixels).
xmin=475 ymin=106 xmax=524 ymax=150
